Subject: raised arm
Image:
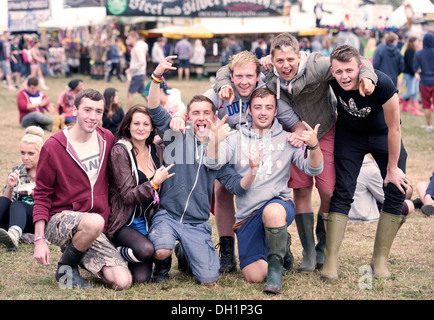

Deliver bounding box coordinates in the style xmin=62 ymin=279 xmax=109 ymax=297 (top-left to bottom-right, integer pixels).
xmin=148 ymin=56 xmax=177 ymax=110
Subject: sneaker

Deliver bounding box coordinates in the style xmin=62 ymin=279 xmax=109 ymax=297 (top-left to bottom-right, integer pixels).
xmin=421 ymin=205 xmax=434 ymax=216
xmin=426 ymin=126 xmax=433 ymax=133
xmin=0 ymin=228 xmax=19 ymax=251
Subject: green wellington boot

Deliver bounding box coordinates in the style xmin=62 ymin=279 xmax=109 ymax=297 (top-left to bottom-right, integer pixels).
xmin=320 ymin=213 xmax=348 ymax=282
xmin=295 ymin=213 xmax=317 ymax=272
xmin=371 ymin=211 xmax=405 ymax=279
xmin=263 ymin=225 xmax=288 ymax=295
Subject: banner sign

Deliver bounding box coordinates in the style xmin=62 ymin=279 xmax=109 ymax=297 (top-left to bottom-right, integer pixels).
xmin=106 ymin=0 xmax=286 ymax=18
xmin=8 ymin=0 xmax=49 ymax=11
xmin=7 ymin=0 xmax=51 ymax=32
xmin=65 ymin=0 xmax=106 ymax=8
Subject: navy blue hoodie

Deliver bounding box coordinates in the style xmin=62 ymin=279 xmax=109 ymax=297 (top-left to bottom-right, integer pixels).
xmin=414 ymin=33 xmax=434 ymax=87
xmin=373 ymin=43 xmax=404 ymax=86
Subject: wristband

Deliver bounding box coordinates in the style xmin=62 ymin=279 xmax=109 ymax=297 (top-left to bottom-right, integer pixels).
xmin=151 ymin=73 xmax=163 ymax=83
xmin=307 ymin=141 xmax=319 ymax=150
xmin=34 ymin=235 xmax=45 ymax=242
xmin=171 ymin=112 xmax=186 ymax=121
xmin=150 ymin=180 xmax=160 ymax=190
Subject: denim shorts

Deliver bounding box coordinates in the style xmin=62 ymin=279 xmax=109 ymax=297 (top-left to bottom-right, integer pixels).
xmin=177 ymin=59 xmax=190 ymax=69
xmin=148 ymin=209 xmax=219 ymax=283
xmin=235 ymin=197 xmax=295 ymax=270
xmin=128 ymin=74 xmax=146 ymax=94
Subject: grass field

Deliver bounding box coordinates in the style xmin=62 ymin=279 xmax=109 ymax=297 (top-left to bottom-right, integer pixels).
xmin=0 ymin=75 xmax=432 ymax=301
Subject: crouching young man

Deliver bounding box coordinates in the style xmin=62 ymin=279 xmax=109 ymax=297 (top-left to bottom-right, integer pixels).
xmin=33 ymin=88 xmax=132 ymax=290
xmin=205 ymin=88 xmax=323 ymax=294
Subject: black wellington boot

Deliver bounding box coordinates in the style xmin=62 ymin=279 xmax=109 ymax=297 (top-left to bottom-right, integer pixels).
xmin=55 ymin=242 xmax=92 ymax=289
xmin=263 ymin=225 xmax=288 ymax=295
xmin=217 ymin=236 xmax=237 ymax=273
xmin=152 ymin=256 xmax=172 ymax=283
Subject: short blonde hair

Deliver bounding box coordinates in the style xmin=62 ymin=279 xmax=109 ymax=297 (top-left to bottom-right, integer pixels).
xmin=228 ymin=50 xmax=261 ymax=76
xmin=21 ymin=126 xmax=44 ymax=152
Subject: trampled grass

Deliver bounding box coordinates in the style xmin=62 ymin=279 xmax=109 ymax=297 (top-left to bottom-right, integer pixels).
xmin=0 ymin=75 xmax=432 ymax=301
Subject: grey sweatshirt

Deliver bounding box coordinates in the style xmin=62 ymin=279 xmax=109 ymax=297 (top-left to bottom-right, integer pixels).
xmin=148 ymin=105 xmax=247 ymax=224
xmin=205 ymin=73 xmax=300 ymax=130
xmin=204 ymin=119 xmax=323 ymax=223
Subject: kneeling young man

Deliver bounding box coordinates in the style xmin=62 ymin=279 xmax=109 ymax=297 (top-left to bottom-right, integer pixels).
xmin=205 ymin=88 xmax=323 ymax=294
xmin=146 ymin=56 xmax=259 ymax=286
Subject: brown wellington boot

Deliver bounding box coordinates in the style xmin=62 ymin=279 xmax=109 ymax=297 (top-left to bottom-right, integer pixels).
xmin=320 ymin=213 xmax=348 ymax=282
xmin=371 ymin=211 xmax=405 ymax=279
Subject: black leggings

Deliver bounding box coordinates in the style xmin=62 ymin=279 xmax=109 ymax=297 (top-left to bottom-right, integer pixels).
xmin=113 ymin=226 xmax=155 ymax=284
xmin=0 ymin=196 xmax=34 ymax=233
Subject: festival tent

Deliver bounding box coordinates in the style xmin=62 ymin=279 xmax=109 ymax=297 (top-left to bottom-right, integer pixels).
xmin=147 ymin=24 xmax=214 ymax=39
xmin=38 ymin=6 xmax=107 ymax=29
xmin=197 ymin=17 xmax=297 ymax=35
xmin=147 ymin=17 xmax=297 ymax=38
xmin=388 ymin=0 xmax=434 ymax=27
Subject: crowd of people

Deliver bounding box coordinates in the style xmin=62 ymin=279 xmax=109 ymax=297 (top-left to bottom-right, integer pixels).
xmin=0 ymin=28 xmax=433 ymax=295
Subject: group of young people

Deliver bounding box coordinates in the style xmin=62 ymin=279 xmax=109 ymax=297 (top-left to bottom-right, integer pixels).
xmin=0 ymin=32 xmax=427 ymax=295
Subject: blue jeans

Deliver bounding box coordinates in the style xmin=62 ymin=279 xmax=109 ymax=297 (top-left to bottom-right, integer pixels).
xmin=148 ymin=209 xmax=219 ymax=283
xmin=21 ymin=111 xmax=53 ymax=131
xmin=402 ymin=73 xmax=419 ymax=101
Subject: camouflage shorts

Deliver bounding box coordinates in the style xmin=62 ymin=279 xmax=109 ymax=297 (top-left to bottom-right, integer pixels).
xmin=45 ymin=210 xmax=127 ymax=279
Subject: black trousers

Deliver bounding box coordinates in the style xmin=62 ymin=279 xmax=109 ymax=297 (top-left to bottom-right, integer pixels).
xmin=0 ymin=196 xmax=34 ymax=232
xmin=330 ymin=125 xmax=407 ymax=216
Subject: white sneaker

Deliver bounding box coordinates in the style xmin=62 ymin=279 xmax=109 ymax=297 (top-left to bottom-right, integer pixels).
xmin=426 ymin=126 xmax=433 ymax=133
xmin=0 ymin=228 xmax=19 ymax=251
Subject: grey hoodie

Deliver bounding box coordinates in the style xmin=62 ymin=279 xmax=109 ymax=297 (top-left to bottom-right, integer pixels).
xmin=204 ymin=119 xmax=323 ymax=223
xmin=148 ymin=105 xmax=247 ymax=224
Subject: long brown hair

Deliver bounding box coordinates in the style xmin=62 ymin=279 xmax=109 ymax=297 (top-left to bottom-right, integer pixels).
xmin=116 ymin=104 xmax=156 ymax=150
xmin=103 ymin=88 xmax=121 ymax=119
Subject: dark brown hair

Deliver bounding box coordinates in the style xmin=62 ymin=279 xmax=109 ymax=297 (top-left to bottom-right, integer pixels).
xmin=186 ymin=94 xmax=216 ymax=114
xmin=103 ymin=88 xmax=122 ymax=119
xmin=74 ymin=88 xmax=104 ymax=109
xmin=249 ymin=88 xmax=277 ymax=110
xmin=330 ymin=44 xmax=361 ymax=65
xmin=116 ymin=104 xmax=155 ymax=150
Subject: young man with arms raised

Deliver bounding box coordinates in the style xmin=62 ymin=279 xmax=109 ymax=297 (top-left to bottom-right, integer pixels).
xmin=146 ymin=56 xmax=260 ymax=286
xmin=33 ymin=88 xmax=132 ymax=290
xmin=321 ymin=45 xmax=408 ymax=282
xmin=204 ymin=50 xmax=303 ymax=273
xmin=213 ymin=33 xmax=377 ymax=273
xmin=205 ymin=88 xmax=323 ymax=294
